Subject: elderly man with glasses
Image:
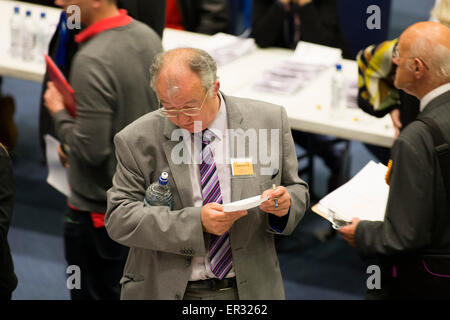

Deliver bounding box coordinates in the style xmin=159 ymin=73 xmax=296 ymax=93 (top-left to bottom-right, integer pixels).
xmin=105 ymin=48 xmax=309 ymax=300
xmin=339 ymin=22 xmax=450 ymax=300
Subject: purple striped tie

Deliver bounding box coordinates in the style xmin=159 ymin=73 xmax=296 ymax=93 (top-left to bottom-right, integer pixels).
xmin=200 ymin=129 xmax=232 ymax=279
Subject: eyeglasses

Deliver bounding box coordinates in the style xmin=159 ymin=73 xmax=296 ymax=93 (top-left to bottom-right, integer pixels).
xmin=392 ymin=42 xmax=429 ymax=70
xmin=158 ymin=91 xmax=208 ymax=118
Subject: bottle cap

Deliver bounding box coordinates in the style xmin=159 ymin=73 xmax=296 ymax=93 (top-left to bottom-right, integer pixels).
xmin=159 ymin=172 xmax=169 ymax=186
xmin=336 ymin=64 xmax=342 ymax=71
xmin=41 ymin=12 xmax=46 ymax=18
xmin=14 ymin=6 xmax=20 ymax=14
xmin=26 ymin=10 xmax=31 ymax=16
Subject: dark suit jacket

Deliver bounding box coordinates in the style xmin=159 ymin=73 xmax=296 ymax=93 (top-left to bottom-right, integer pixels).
xmin=355 ymin=90 xmax=450 ymax=299
xmin=177 ymin=0 xmax=230 ymax=35
xmin=118 ymin=0 xmax=166 ymax=38
xmin=251 ymin=0 xmax=352 ymax=59
xmin=0 ymin=146 xmax=18 ymax=296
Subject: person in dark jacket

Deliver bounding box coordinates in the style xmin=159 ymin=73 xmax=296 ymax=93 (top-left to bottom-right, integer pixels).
xmin=251 ymin=0 xmax=351 ymax=58
xmin=0 ymin=143 xmax=18 ymax=300
xmin=166 ymin=0 xmax=230 ymax=35
xmin=251 ymin=0 xmax=351 ymax=194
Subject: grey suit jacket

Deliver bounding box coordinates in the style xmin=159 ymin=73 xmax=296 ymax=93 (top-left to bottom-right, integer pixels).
xmin=355 ymin=90 xmax=450 ymax=258
xmin=105 ymin=94 xmax=309 ymax=299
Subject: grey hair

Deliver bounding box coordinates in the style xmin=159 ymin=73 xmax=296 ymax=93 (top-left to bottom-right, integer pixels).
xmin=409 ymin=36 xmax=450 ymax=83
xmin=149 ymin=48 xmax=218 ymax=96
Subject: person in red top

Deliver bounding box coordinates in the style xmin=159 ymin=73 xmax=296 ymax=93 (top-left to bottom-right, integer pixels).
xmin=166 ymin=0 xmax=230 ymax=35
xmin=44 ymin=0 xmax=162 ymax=300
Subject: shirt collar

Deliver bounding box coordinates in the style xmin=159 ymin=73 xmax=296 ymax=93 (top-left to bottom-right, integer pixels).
xmin=206 ymin=92 xmax=227 ymax=141
xmin=420 ymin=82 xmax=450 ymax=112
xmin=75 ymin=9 xmax=132 ymax=44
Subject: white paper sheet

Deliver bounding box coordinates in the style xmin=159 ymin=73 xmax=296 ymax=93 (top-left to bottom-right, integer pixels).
xmin=292 ymin=41 xmax=343 ymax=66
xmin=197 ymin=32 xmax=257 ymax=66
xmin=223 ymin=195 xmax=269 ymax=213
xmin=319 ymin=161 xmax=389 ymax=222
xmin=45 ymin=134 xmax=70 ymax=197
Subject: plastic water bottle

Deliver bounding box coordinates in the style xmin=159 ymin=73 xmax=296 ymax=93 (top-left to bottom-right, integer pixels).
xmin=330 ymin=63 xmax=347 ymax=119
xmin=9 ymin=6 xmax=21 ymax=57
xmin=35 ymin=12 xmax=51 ymax=63
xmin=21 ymin=10 xmax=36 ymax=61
xmin=144 ymin=172 xmax=174 ymax=209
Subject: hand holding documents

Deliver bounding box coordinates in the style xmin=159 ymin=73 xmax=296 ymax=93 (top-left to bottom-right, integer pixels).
xmin=312 ymin=161 xmax=389 ymax=229
xmin=44 ymin=54 xmax=76 ymax=117
xmin=223 ymin=195 xmax=269 ymax=213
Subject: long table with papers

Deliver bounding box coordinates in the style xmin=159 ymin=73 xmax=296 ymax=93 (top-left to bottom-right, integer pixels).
xmin=0 ymin=0 xmax=395 ymax=148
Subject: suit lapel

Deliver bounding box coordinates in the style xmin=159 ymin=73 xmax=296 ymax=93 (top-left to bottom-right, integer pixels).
xmin=222 ymin=94 xmax=247 ymax=203
xmin=162 ymin=117 xmax=195 ymax=208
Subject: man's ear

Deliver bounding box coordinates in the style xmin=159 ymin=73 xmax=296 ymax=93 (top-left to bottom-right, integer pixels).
xmin=92 ymin=0 xmax=102 ymax=9
xmin=414 ymin=58 xmax=425 ymax=79
xmin=214 ymin=80 xmax=220 ymax=94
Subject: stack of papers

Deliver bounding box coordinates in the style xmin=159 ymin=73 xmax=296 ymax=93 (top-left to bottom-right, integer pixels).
xmin=197 ymin=33 xmax=257 ymax=66
xmin=252 ymin=58 xmax=328 ymax=94
xmin=292 ymin=41 xmax=343 ymax=66
xmin=314 ymin=161 xmax=389 ymax=228
xmin=252 ymin=41 xmax=343 ymax=95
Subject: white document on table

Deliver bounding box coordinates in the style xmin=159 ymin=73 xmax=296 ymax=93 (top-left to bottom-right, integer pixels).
xmin=293 ymin=41 xmax=343 ymax=66
xmin=223 ymin=195 xmax=269 ymax=213
xmin=318 ymin=161 xmax=389 ymax=223
xmin=197 ymin=32 xmax=257 ymax=66
xmin=44 ymin=134 xmax=70 ymax=197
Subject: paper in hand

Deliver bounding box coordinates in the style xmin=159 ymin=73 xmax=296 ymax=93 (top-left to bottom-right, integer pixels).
xmin=45 ymin=134 xmax=70 ymax=197
xmin=223 ymin=195 xmax=269 ymax=213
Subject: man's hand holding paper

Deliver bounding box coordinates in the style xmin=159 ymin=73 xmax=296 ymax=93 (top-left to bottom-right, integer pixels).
xmin=201 ymin=202 xmax=248 ymax=236
xmin=260 ymin=186 xmax=291 ymax=217
xmin=338 ymin=218 xmax=361 ymax=247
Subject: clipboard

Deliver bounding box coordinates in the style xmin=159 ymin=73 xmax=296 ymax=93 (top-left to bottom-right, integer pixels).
xmin=312 ymin=203 xmax=351 ymax=230
xmin=44 ymin=54 xmax=76 ymax=117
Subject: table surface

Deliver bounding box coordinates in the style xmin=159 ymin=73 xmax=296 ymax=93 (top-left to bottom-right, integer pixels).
xmin=162 ymin=28 xmax=395 ymax=148
xmin=0 ymin=0 xmax=61 ymax=82
xmin=0 ymin=0 xmax=395 ymax=147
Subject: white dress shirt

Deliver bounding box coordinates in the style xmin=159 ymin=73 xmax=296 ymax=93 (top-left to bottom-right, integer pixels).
xmin=420 ymin=82 xmax=450 ymax=112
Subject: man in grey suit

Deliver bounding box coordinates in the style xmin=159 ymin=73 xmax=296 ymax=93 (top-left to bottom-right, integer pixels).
xmin=105 ymin=48 xmax=309 ymax=300
xmin=339 ymin=22 xmax=450 ymax=299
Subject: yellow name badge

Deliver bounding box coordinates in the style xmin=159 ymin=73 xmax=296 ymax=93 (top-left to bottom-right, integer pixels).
xmin=231 ymin=158 xmax=254 ymax=176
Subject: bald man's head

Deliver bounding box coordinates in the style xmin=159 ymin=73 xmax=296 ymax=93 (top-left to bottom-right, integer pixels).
xmin=150 ymin=48 xmax=218 ymax=98
xmin=393 ymin=22 xmax=450 ymax=98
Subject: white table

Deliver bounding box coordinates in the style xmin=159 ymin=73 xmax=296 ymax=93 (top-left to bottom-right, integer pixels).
xmin=0 ymin=0 xmax=61 ymax=82
xmin=162 ymin=28 xmax=395 ymax=148
xmin=0 ymin=0 xmax=395 ymax=148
